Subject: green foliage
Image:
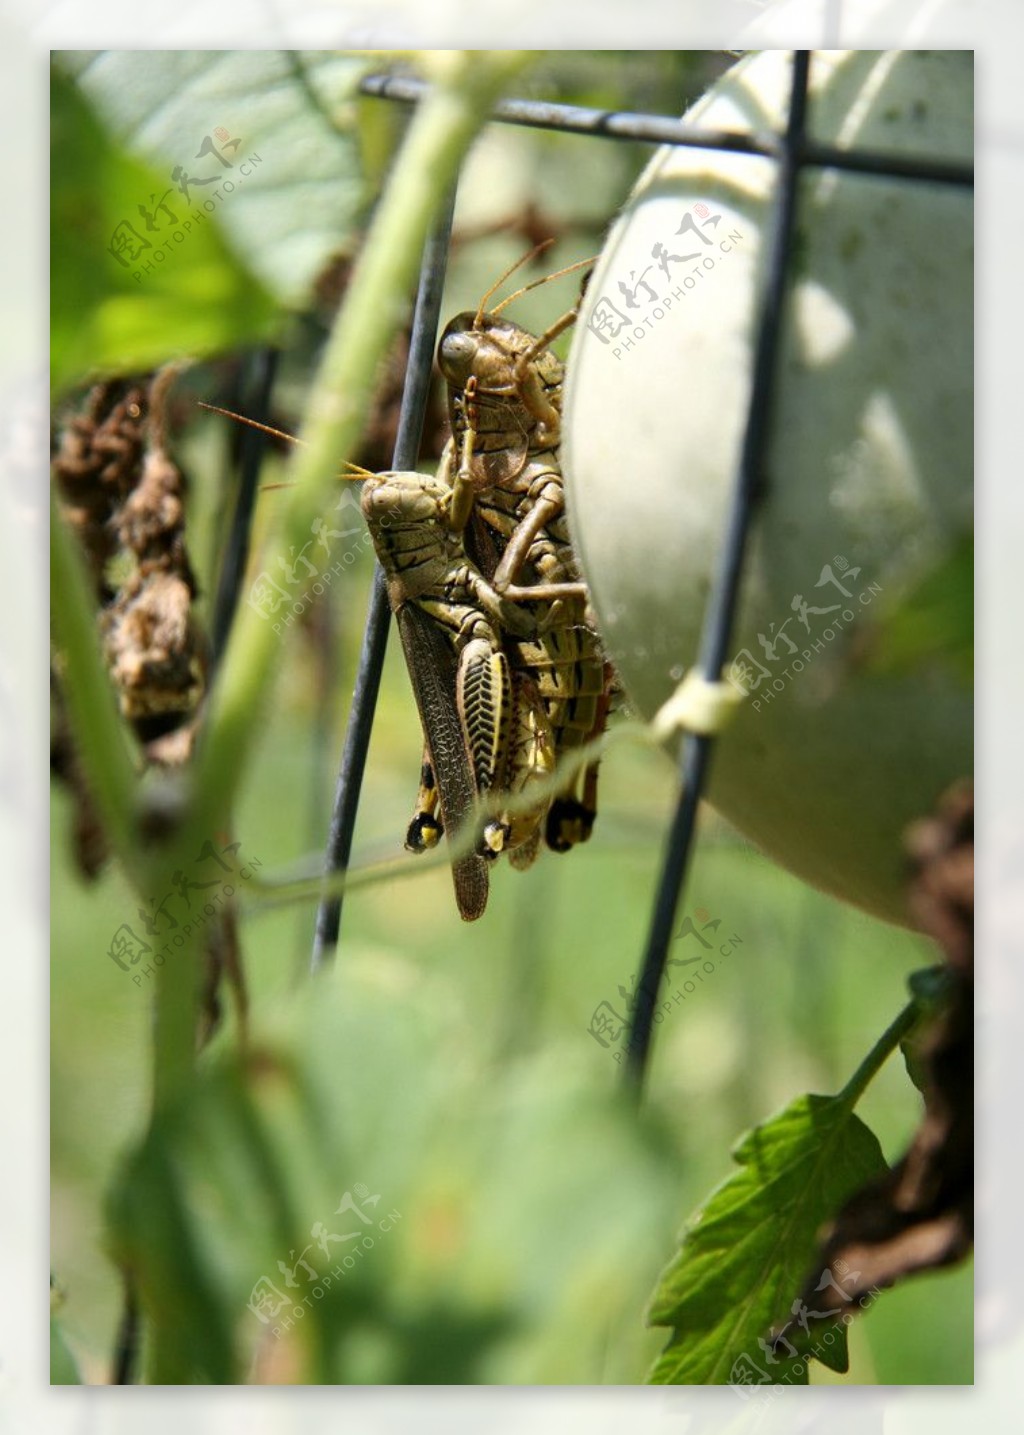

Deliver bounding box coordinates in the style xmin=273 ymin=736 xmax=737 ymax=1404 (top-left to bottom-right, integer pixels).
xmin=105 ymin=975 xmax=682 ymax=1383
xmin=50 ymin=1306 xmax=82 ymax=1384
xmin=49 ymin=50 xmax=972 ymax=1388
xmin=58 ymin=50 xmax=374 ymax=306
xmin=50 ymin=64 xmax=279 ymax=393
xmin=865 ymin=531 xmax=973 ymax=685
xmin=646 ymin=1091 xmax=887 ymax=1384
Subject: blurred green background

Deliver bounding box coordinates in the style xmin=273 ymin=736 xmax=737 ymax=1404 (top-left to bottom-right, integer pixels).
xmin=50 ymin=49 xmax=972 ymax=1385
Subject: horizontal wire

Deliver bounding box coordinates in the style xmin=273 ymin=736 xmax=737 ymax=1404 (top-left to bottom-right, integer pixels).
xmin=358 ymin=72 xmax=973 ymax=189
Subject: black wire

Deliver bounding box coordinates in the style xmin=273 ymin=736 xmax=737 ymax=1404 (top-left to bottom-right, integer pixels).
xmin=623 ymin=50 xmax=813 ymax=1094
xmin=210 ymin=347 xmax=280 ymax=667
xmin=310 ymin=187 xmax=458 ymax=970
xmin=324 ymin=55 xmax=970 ymax=1064
xmin=111 ymin=1276 xmax=139 ymax=1384
xmin=358 ymin=72 xmax=973 ymax=189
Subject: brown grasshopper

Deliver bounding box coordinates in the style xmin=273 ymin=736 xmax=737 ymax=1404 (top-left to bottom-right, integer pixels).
xmin=203 ymin=254 xmax=612 ymax=917
xmin=200 ymin=400 xmax=572 ymax=919
xmin=407 ymin=251 xmax=615 ymax=866
xmin=355 ymin=460 xmax=595 ymax=898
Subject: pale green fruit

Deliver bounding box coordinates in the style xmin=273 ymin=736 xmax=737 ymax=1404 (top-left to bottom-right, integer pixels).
xmin=563 ymin=50 xmax=972 ymax=927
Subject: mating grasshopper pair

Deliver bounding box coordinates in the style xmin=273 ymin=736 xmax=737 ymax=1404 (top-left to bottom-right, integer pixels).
xmin=358 ymin=252 xmax=614 ymax=920
xmin=211 ymin=251 xmax=612 ymax=921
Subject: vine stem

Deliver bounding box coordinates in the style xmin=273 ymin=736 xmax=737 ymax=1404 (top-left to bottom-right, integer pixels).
xmin=49 ymin=491 xmax=140 ymax=875
xmin=141 ymin=50 xmax=536 ymax=1112
xmin=135 ymin=51 xmax=533 ymax=1380
xmin=838 ymin=994 xmax=924 ymax=1108
xmin=185 ymin=50 xmax=533 ymax=851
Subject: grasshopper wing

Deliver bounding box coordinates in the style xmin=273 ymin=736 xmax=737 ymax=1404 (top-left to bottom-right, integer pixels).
xmin=396 ymin=603 xmax=490 ymax=921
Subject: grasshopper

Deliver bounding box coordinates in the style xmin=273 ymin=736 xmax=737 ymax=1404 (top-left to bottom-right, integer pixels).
xmin=356 ymin=458 xmax=599 ymax=894
xmin=407 ymin=250 xmax=615 ymax=866
xmin=201 ymin=400 xmax=569 ymax=919
xmin=202 ymin=252 xmax=612 ymax=917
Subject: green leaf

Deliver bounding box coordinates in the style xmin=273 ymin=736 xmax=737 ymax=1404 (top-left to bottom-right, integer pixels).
xmin=864 ymin=531 xmax=973 ymax=686
xmin=51 ymin=64 xmax=279 ymax=393
xmin=901 ymin=965 xmax=952 ymax=1093
xmin=58 ymin=49 xmax=373 ymax=307
xmin=50 ymin=1316 xmax=82 ymax=1384
xmin=355 ymin=92 xmax=407 ymax=191
xmin=105 ymin=969 xmax=681 ymax=1384
xmin=105 ymin=1052 xmax=331 ymax=1383
xmin=646 ymin=1091 xmax=888 ymax=1385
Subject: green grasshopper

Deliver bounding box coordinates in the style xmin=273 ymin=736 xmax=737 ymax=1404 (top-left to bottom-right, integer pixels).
xmin=406 ymin=251 xmax=615 ymax=866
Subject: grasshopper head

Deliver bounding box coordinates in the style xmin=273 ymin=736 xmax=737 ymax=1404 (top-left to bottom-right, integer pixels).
xmin=437 ymin=312 xmax=529 ymax=397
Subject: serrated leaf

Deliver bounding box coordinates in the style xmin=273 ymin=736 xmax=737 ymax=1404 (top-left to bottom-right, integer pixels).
xmin=647 ymin=1091 xmax=888 ymax=1386
xmin=59 ymin=49 xmax=373 ymax=307
xmin=50 ymin=64 xmax=278 ymax=392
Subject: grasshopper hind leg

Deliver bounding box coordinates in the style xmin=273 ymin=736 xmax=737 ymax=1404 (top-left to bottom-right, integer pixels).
xmin=405 ymin=752 xmax=445 ymax=854
xmin=545 ymin=666 xmax=615 ymax=853
xmin=546 ymin=791 xmax=597 ymax=852
xmin=482 ymin=673 xmax=554 ymax=867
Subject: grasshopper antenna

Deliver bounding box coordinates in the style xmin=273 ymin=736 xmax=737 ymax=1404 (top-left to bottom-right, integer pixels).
xmin=198 ymin=400 xmax=302 ymax=449
xmin=199 ymin=401 xmax=373 ymax=489
xmin=489 ymin=253 xmax=596 ymax=317
xmin=474 ymin=239 xmax=555 ymax=327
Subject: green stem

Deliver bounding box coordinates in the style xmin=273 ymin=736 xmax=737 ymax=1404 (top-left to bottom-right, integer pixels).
xmin=185 ymin=50 xmax=534 ymax=858
xmin=136 ymin=57 xmax=536 ymax=1379
xmin=158 ymin=50 xmax=532 ymax=1100
xmin=50 ymin=491 xmax=140 ymax=875
xmin=837 ymin=994 xmax=923 ymax=1108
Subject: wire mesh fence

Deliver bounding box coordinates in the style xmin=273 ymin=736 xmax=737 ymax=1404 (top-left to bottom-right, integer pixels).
xmin=226 ymin=50 xmax=975 ymax=1092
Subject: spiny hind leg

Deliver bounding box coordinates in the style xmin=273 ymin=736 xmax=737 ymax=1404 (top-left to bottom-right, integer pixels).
xmin=456 ymin=634 xmax=513 ymax=828
xmin=545 ymin=668 xmax=615 ymax=853
xmin=482 ymin=674 xmax=554 ymax=866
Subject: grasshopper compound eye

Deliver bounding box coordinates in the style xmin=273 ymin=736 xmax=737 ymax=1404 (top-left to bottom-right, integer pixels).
xmin=437 ymin=317 xmax=480 ymax=384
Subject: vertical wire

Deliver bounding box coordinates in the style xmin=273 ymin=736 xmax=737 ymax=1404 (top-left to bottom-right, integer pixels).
xmin=623 ymin=50 xmax=812 ymax=1093
xmin=210 ymin=346 xmax=280 ymax=667
xmin=111 ymin=1276 xmax=139 ymax=1384
xmin=310 ymin=185 xmax=458 ymax=970
xmin=296 ymin=589 xmax=340 ymax=974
